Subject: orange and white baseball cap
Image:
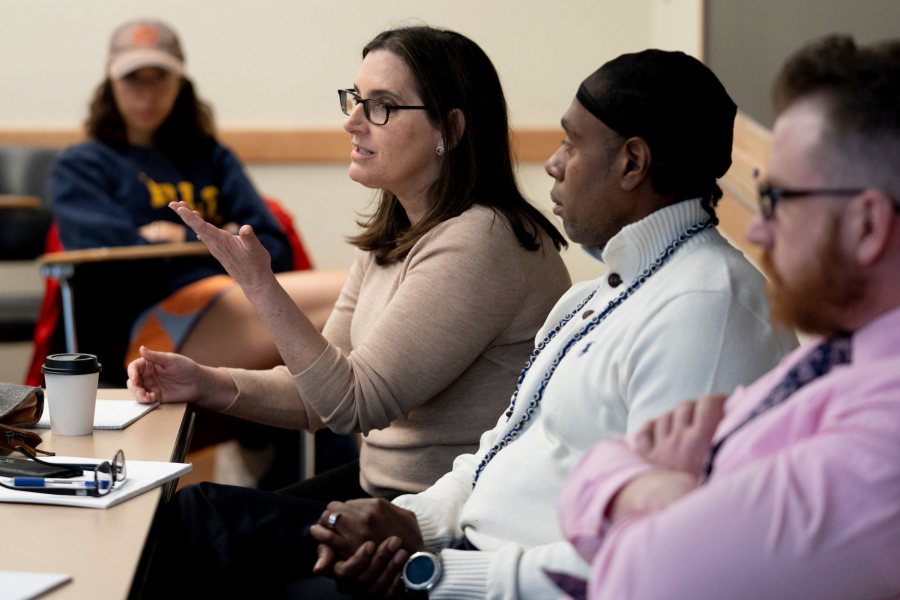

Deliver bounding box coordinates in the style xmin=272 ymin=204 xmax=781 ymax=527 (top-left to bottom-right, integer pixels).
xmin=107 ymin=18 xmax=185 ymax=80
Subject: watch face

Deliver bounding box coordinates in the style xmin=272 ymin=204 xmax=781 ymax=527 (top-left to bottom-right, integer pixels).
xmin=405 ymin=554 xmax=436 ymax=583
xmin=403 ymin=552 xmax=441 ymax=591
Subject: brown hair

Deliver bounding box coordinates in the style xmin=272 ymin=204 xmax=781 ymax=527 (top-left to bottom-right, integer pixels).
xmin=773 ymin=35 xmax=900 ymax=199
xmin=347 ymin=26 xmax=566 ymax=264
xmin=85 ymin=76 xmax=216 ymax=166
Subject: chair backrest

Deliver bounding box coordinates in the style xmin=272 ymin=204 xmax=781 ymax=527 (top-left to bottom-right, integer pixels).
xmin=0 ymin=145 xmax=58 ymax=261
xmin=0 ymin=145 xmax=58 ymax=350
xmin=262 ymin=196 xmax=313 ymax=271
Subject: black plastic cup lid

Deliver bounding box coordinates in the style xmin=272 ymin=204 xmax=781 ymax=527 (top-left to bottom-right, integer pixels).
xmin=42 ymin=353 xmax=103 ymax=375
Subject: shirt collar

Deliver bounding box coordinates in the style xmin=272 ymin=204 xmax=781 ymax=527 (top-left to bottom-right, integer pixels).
xmin=597 ymin=198 xmax=711 ymax=279
xmin=850 ymin=305 xmax=900 ymax=364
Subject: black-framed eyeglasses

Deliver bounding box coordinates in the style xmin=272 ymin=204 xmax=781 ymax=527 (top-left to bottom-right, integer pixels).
xmin=338 ymin=88 xmax=430 ymax=126
xmin=0 ymin=448 xmax=126 ymax=497
xmin=756 ymin=183 xmax=864 ymax=221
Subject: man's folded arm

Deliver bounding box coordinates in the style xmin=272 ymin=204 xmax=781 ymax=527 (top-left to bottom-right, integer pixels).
xmin=560 ymin=398 xmax=900 ymax=600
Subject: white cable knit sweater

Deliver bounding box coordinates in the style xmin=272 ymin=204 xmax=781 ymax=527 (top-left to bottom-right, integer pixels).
xmin=393 ymin=199 xmax=798 ymax=600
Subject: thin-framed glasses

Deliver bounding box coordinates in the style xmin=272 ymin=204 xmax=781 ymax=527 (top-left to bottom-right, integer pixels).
xmin=56 ymin=449 xmax=127 ymax=484
xmin=338 ymin=88 xmax=430 ymax=126
xmin=756 ymin=183 xmax=864 ymax=221
xmin=0 ymin=448 xmax=126 ymax=497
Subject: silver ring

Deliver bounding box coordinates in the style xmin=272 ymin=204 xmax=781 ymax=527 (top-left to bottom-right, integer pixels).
xmin=326 ymin=512 xmax=341 ymax=529
xmin=196 ymin=234 xmax=203 ymax=241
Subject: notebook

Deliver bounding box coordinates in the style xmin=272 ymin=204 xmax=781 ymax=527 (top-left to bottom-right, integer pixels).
xmin=0 ymin=457 xmax=192 ymax=509
xmin=0 ymin=571 xmax=71 ymax=600
xmin=34 ymin=400 xmax=160 ymax=430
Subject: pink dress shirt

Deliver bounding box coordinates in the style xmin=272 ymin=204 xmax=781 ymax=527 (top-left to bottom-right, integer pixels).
xmin=559 ymin=306 xmax=900 ymax=600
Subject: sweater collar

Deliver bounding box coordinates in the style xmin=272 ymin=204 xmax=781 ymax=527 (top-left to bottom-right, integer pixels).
xmin=594 ymin=198 xmax=710 ymax=280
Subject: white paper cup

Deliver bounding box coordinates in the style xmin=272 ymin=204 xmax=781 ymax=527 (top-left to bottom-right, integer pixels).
xmin=42 ymin=353 xmax=102 ymax=436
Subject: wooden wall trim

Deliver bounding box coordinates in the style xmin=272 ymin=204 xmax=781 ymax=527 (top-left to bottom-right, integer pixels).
xmin=0 ymin=127 xmax=562 ymax=164
xmin=0 ymin=112 xmax=771 ymax=259
xmin=0 ymin=129 xmax=85 ymax=150
xmin=0 ymin=112 xmax=769 ymax=168
xmin=717 ymin=111 xmax=772 ymax=265
xmin=721 ymin=112 xmax=772 ymax=211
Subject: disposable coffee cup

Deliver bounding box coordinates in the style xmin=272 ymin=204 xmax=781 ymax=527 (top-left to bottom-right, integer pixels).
xmin=41 ymin=353 xmax=102 ymax=436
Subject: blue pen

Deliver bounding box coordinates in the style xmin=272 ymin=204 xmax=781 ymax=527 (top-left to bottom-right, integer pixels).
xmin=11 ymin=477 xmax=110 ymax=491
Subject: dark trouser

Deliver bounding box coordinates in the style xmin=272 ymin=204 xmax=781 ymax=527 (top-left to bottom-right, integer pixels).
xmin=188 ymin=412 xmax=360 ymax=492
xmin=278 ymin=459 xmax=369 ymax=502
xmin=140 ymin=461 xmax=369 ymax=599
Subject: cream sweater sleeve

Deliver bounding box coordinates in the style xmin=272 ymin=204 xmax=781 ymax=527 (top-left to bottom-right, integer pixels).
xmin=222 ymin=208 xmax=546 ymax=435
xmin=221 ymin=365 xmax=326 ymax=431
xmin=217 ymin=253 xmax=367 ymax=430
xmin=293 ymin=209 xmax=533 ymax=434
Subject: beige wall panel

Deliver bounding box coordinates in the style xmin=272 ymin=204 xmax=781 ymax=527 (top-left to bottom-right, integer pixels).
xmin=0 ymin=0 xmax=702 ymax=281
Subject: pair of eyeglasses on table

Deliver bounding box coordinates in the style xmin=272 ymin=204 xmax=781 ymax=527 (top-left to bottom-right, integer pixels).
xmin=0 ymin=446 xmax=127 ymax=497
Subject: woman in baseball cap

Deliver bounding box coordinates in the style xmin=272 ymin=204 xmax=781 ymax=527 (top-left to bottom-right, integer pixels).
xmin=48 ymin=18 xmax=345 ymax=386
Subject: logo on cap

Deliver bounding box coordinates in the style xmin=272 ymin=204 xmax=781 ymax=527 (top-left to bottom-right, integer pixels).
xmin=130 ymin=25 xmax=160 ymax=49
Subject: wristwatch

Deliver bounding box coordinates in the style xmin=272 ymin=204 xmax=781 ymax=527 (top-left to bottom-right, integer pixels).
xmin=402 ymin=551 xmax=442 ymax=592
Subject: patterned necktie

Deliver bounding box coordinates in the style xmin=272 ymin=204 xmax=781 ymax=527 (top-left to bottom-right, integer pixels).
xmin=703 ymin=333 xmax=853 ymax=480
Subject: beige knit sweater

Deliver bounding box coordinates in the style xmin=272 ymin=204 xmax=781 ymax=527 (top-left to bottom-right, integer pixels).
xmin=221 ymin=205 xmax=571 ymax=496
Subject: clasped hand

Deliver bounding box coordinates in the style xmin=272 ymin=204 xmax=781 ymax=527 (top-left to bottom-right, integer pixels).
xmin=609 ymin=394 xmax=727 ymax=523
xmin=310 ymin=498 xmax=425 ymax=598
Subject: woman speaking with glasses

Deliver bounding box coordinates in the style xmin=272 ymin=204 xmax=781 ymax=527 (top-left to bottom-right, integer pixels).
xmin=128 ymin=25 xmax=570 ymax=513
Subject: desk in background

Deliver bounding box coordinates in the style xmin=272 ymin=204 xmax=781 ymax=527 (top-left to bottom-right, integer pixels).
xmin=0 ymin=194 xmax=41 ymax=210
xmin=0 ymin=390 xmax=192 ymax=599
xmin=39 ymin=241 xmax=209 ymax=353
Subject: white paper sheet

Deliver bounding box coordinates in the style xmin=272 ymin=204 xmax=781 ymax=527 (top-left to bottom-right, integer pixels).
xmin=0 ymin=457 xmax=191 ymax=509
xmin=34 ymin=399 xmax=159 ymax=430
xmin=0 ymin=571 xmax=71 ymax=600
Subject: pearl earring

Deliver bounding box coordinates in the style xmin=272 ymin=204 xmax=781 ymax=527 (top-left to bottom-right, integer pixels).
xmin=436 ymin=144 xmax=445 ymax=157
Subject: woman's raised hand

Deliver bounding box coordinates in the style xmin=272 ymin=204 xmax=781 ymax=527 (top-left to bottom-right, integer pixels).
xmin=169 ymin=201 xmax=278 ymax=293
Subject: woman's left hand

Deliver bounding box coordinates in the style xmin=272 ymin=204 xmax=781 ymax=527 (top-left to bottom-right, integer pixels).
xmin=169 ymin=201 xmax=277 ymax=293
xmin=126 ymin=346 xmax=235 ymax=411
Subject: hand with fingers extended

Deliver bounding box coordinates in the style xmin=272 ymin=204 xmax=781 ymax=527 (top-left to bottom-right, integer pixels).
xmin=311 ymin=498 xmax=425 ymax=562
xmin=126 ymin=345 xmax=236 ymax=411
xmin=608 ymin=394 xmax=728 ymax=524
xmin=169 ymin=200 xmax=277 ymax=293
